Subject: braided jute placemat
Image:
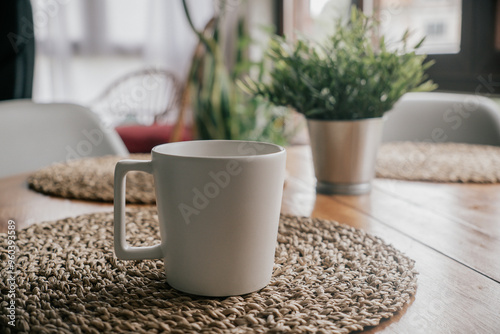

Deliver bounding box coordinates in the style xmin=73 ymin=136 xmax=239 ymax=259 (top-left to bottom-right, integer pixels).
xmin=29 ymin=142 xmax=500 ymax=206
xmin=27 ymin=154 xmax=155 ymax=204
xmin=0 ymin=209 xmax=417 ymax=334
xmin=376 ymin=141 xmax=500 ymax=183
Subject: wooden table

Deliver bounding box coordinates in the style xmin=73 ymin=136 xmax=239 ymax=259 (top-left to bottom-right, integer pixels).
xmin=1 ymin=145 xmax=500 ymax=333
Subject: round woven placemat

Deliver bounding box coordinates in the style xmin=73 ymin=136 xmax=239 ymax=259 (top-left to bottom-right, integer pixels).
xmin=27 ymin=154 xmax=155 ymax=204
xmin=0 ymin=210 xmax=417 ymax=334
xmin=376 ymin=141 xmax=500 ymax=183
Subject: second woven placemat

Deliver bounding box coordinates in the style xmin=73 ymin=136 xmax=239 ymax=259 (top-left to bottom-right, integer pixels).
xmin=0 ymin=210 xmax=417 ymax=333
xmin=376 ymin=141 xmax=500 ymax=183
xmin=28 ymin=154 xmax=155 ymax=204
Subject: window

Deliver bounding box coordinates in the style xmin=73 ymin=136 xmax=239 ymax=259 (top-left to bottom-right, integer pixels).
xmin=277 ymin=0 xmax=500 ymax=95
xmin=426 ymin=22 xmax=445 ymax=37
xmin=368 ymin=0 xmax=500 ymax=93
xmin=30 ymin=0 xmax=215 ymax=104
xmin=369 ymin=0 xmax=462 ymax=55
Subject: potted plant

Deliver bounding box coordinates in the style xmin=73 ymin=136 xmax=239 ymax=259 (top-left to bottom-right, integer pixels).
xmin=178 ymin=0 xmax=295 ymax=146
xmin=242 ymin=6 xmax=437 ymax=194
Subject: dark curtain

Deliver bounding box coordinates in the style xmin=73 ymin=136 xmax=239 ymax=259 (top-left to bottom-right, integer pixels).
xmin=0 ymin=0 xmax=35 ymax=101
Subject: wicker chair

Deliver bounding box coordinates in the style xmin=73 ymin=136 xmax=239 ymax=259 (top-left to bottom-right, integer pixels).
xmin=89 ymin=68 xmax=190 ymax=152
xmin=89 ymin=68 xmax=182 ymax=128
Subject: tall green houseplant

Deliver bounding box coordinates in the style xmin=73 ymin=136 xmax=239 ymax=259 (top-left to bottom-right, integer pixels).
xmin=181 ymin=0 xmax=294 ymax=146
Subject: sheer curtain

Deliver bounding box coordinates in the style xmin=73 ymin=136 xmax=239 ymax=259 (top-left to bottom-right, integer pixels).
xmin=31 ymin=0 xmax=73 ymax=102
xmin=31 ymin=0 xmax=214 ymax=105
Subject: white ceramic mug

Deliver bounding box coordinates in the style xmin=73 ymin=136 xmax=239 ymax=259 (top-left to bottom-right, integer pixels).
xmin=114 ymin=140 xmax=286 ymax=296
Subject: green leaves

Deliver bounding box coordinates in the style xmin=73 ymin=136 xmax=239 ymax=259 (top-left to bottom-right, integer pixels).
xmin=244 ymin=6 xmax=437 ymax=120
xmin=183 ymin=0 xmax=294 ymax=144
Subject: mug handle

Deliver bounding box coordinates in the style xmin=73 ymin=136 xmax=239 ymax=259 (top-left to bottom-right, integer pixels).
xmin=114 ymin=160 xmax=163 ymax=260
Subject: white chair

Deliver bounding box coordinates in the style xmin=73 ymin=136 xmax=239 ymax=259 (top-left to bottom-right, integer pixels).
xmin=382 ymin=92 xmax=500 ymax=146
xmin=0 ymin=99 xmax=129 ymax=178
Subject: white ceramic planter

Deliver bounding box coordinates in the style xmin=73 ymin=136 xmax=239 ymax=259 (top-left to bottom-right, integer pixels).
xmin=307 ymin=117 xmax=384 ymax=195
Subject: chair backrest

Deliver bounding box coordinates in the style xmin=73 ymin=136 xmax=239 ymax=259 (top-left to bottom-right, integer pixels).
xmin=0 ymin=99 xmax=129 ymax=178
xmin=89 ymin=68 xmax=181 ymax=128
xmin=382 ymin=92 xmax=500 ymax=146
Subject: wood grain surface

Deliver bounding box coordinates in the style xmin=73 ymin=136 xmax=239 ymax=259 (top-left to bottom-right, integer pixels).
xmin=1 ymin=145 xmax=499 ymax=333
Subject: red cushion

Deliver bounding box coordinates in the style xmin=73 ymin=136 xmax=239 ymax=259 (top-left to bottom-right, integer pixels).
xmin=115 ymin=124 xmax=192 ymax=153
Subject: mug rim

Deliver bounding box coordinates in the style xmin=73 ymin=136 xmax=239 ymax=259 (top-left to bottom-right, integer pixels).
xmin=151 ymin=140 xmax=285 ymax=159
